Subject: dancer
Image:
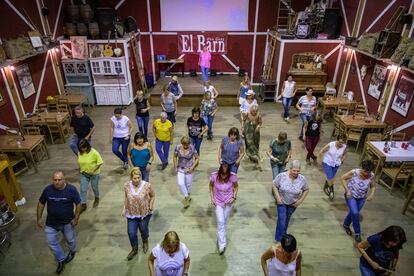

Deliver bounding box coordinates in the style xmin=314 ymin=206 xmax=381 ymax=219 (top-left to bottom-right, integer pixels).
xmin=198 ymin=45 xmax=211 ymax=81
xmin=267 ymin=132 xmax=292 ymax=180
xmin=153 ymin=112 xmax=174 ymax=170
xmin=161 ymin=85 xmax=177 ymax=124
xmin=218 ymin=127 xmax=245 ymax=174
xmin=169 ymin=75 xmax=184 ymax=100
xmin=319 ymin=134 xmax=347 ymax=200
xmin=37 ymin=171 xmax=81 ymax=274
xmin=110 ymin=107 xmax=132 ymax=170
xmin=261 ymin=234 xmax=302 ymax=276
xmin=148 ymin=231 xmax=190 ymax=276
xmin=237 ymin=75 xmax=250 ymax=105
xmin=272 ymin=160 xmax=309 ymax=242
xmin=186 ymin=107 xmax=208 ymax=155
xmin=358 ymin=225 xmax=406 ymax=276
xmin=77 ymin=139 xmax=103 ymax=213
xmin=296 ymin=87 xmax=317 ymax=140
xmin=123 ymin=168 xmax=155 ymax=260
xmin=209 ymin=162 xmax=238 ymax=254
xmin=69 ymin=106 xmax=95 ymax=155
xmin=128 ymin=132 xmax=154 ymax=182
xmin=134 ymin=90 xmax=151 ymax=139
xmin=280 ymin=74 xmax=297 ymax=121
xmin=173 ymin=136 xmax=199 ymax=208
xmin=240 ymin=90 xmax=257 ymax=126
xmin=303 ymin=111 xmax=322 ymax=165
xmin=203 ymin=80 xmax=219 ymax=98
xmin=341 ymin=160 xmax=376 ymax=242
xmin=200 ymin=91 xmax=218 ymax=141
xmin=243 ymin=104 xmax=262 ymax=165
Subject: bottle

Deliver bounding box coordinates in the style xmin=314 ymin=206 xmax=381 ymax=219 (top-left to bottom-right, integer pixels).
xmin=383 ymin=141 xmax=388 ymax=153
xmin=16 ymin=131 xmax=23 ymax=147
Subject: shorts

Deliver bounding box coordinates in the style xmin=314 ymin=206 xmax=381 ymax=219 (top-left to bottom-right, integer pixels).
xmin=322 ymin=162 xmax=339 ymax=180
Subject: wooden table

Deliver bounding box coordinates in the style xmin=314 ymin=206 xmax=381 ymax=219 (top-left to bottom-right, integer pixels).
xmin=26 ymin=111 xmax=69 ymax=126
xmin=360 ymin=141 xmax=414 ymax=175
xmin=319 ymin=97 xmax=357 ymax=117
xmin=157 ymin=59 xmax=184 ymax=78
xmin=55 ymin=94 xmax=87 ymax=107
xmin=339 ymin=115 xmax=386 ymax=131
xmin=0 ymin=135 xmax=49 ymax=173
xmin=0 ymin=159 xmax=23 ymax=212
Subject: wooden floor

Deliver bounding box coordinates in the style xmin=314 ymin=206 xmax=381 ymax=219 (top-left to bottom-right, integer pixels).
xmin=1 ymin=90 xmax=413 ymax=275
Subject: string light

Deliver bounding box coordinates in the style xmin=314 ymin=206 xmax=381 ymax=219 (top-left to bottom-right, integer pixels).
xmin=9 ymin=65 xmax=15 ymax=71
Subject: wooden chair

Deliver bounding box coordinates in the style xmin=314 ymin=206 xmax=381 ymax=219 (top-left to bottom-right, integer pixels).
xmin=57 ymin=104 xmax=69 ymax=113
xmin=0 ymin=153 xmax=28 ymax=176
xmin=46 ymin=101 xmax=58 ymax=112
xmin=325 ymin=82 xmax=337 ymax=97
xmin=383 ymin=125 xmax=394 ymax=140
xmin=402 ymin=177 xmax=414 ymax=215
xmin=345 ymin=126 xmax=363 ymax=151
xmin=5 ymin=128 xmax=19 ymax=136
xmin=44 ymin=118 xmax=66 ymax=144
xmin=336 ymin=105 xmax=349 ymax=115
xmin=331 ymin=114 xmax=341 ymax=137
xmin=37 ymin=103 xmax=48 ymax=113
xmin=392 ymin=132 xmax=406 ymax=141
xmin=360 ymin=132 xmax=383 ymax=164
xmin=379 ymin=162 xmax=414 ymax=193
xmin=354 ymin=104 xmax=367 ymax=116
xmin=19 ymin=118 xmax=34 ymax=129
xmin=22 ymin=126 xmax=41 ymax=135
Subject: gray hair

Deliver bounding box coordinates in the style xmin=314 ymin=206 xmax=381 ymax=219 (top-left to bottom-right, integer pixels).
xmin=290 ymin=160 xmax=301 ymax=169
xmin=250 ymin=104 xmax=259 ymax=112
xmin=160 ymin=111 xmax=168 ymax=118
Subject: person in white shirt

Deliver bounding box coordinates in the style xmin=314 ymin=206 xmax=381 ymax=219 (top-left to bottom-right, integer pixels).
xmin=295 ymin=87 xmax=317 ymax=140
xmin=280 ymin=74 xmax=296 ymax=121
xmin=203 ymin=80 xmax=219 ymax=98
xmin=240 ymin=90 xmax=258 ymax=127
xmin=110 ymin=107 xmax=133 ymax=170
xmin=148 ymin=231 xmax=190 ymax=276
xmin=318 ymin=134 xmax=347 ymax=200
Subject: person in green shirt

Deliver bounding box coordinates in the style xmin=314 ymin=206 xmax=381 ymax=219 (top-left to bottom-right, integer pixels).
xmin=267 ymin=132 xmax=292 ymax=181
xmin=77 ymin=139 xmax=103 ymax=213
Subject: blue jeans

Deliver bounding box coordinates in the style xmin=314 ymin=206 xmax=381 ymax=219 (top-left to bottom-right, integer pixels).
xmin=344 ymin=194 xmax=366 ymax=235
xmin=155 ymin=139 xmax=170 ymax=165
xmin=282 ymin=97 xmax=293 ymax=118
xmin=45 ymin=224 xmax=76 ymax=262
xmin=127 ymin=214 xmax=152 ymax=247
xmin=69 ymin=135 xmax=91 ymax=156
xmin=139 ymin=166 xmax=150 ymax=182
xmin=225 ymin=162 xmax=239 ymax=174
xmin=359 ymin=260 xmax=376 ymax=276
xmin=271 ymin=163 xmax=286 ymax=181
xmin=80 ymin=173 xmax=100 ymax=204
xmin=299 ymin=113 xmax=310 ymax=138
xmin=166 ymin=111 xmax=176 ymax=124
xmin=112 ymin=137 xmax=130 ymax=163
xmin=190 ymin=136 xmax=203 ymax=155
xmin=322 ymin=163 xmax=340 ymax=180
xmin=202 ymin=115 xmax=214 ymax=136
xmin=201 ymin=66 xmax=209 ymax=81
xmin=275 ymin=204 xmax=296 ymax=241
xmin=136 ymin=115 xmax=150 ymax=139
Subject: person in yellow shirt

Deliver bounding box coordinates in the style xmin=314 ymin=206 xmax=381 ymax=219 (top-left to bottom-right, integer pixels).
xmin=153 ymin=112 xmax=174 ymax=170
xmin=77 ymin=139 xmax=103 ymax=213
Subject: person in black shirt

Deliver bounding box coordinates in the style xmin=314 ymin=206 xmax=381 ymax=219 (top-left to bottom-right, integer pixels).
xmin=69 ymin=106 xmax=95 ymax=155
xmin=186 ymin=107 xmax=208 ymax=155
xmin=37 ymin=171 xmax=81 ymax=274
xmin=134 ymin=90 xmax=151 ymax=139
xmin=303 ymin=112 xmax=322 ymax=165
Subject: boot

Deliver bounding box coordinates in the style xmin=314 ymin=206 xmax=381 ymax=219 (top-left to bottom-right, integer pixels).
xmin=127 ymin=245 xmax=138 ymax=261
xmin=80 ymin=204 xmax=87 ymax=214
xmin=143 ymin=240 xmax=149 ymax=254
xmin=93 ymin=197 xmax=99 ymax=208
xmin=323 ymin=181 xmax=330 ymax=196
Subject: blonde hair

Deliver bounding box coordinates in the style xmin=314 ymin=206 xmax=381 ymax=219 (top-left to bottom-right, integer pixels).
xmin=130 ymin=167 xmax=142 ymax=179
xmin=161 ymin=231 xmax=180 ymax=251
xmin=136 ymin=90 xmax=144 ymax=96
xmin=181 ymin=136 xmax=190 ymax=145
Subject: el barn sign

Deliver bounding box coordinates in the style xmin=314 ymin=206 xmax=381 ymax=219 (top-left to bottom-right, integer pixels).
xmin=178 ymin=32 xmax=227 ymax=54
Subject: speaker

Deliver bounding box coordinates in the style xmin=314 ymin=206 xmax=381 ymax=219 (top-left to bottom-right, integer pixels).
xmin=238 ymin=69 xmax=246 ymax=77
xmin=190 ymin=69 xmax=197 ymax=77
xmin=323 ymin=8 xmax=341 ymax=39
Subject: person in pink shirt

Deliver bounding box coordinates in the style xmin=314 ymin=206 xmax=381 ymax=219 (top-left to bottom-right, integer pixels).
xmin=209 ymin=162 xmax=239 ymax=255
xmin=198 ymin=45 xmax=211 ymax=81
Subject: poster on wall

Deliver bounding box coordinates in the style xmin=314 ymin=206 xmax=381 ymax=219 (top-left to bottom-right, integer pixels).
xmin=178 ymin=32 xmax=227 ymax=54
xmin=367 ymin=64 xmax=387 ymax=100
xmin=391 ymin=76 xmax=414 ymax=117
xmin=71 ymin=36 xmax=88 ymax=59
xmin=16 ymin=64 xmax=36 ymax=99
xmin=89 ymin=44 xmax=103 ymax=58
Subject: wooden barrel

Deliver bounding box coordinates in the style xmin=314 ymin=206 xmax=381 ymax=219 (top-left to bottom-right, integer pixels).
xmin=65 ymin=22 xmax=77 ymax=37
xmin=80 ymin=4 xmax=94 ymax=23
xmin=88 ymin=22 xmax=100 ymax=39
xmin=77 ymin=23 xmax=88 ymax=35
xmin=66 ymin=4 xmax=79 ymax=23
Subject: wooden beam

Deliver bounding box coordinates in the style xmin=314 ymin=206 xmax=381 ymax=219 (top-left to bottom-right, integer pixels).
xmin=379 ymin=66 xmax=400 ymax=120
xmin=3 ymin=67 xmax=24 ymax=119
xmin=351 ymin=0 xmax=366 ymax=37
xmin=337 ymin=49 xmax=353 ymax=96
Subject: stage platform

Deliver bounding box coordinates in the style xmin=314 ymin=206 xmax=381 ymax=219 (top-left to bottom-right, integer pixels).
xmin=148 ymin=75 xmax=243 ymax=106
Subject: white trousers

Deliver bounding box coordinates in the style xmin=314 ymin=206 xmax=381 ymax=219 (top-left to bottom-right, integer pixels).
xmin=177 ymin=172 xmax=193 ymax=197
xmin=215 ymin=204 xmax=233 ymax=250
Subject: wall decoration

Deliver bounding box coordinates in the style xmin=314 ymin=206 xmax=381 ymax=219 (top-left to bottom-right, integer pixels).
xmin=89 ymin=44 xmax=103 ymax=58
xmin=0 ymin=87 xmax=6 ymax=107
xmin=367 ymin=64 xmax=387 ymax=100
xmin=70 ymin=36 xmax=88 ymax=59
xmin=16 ymin=64 xmax=36 ymax=99
xmin=391 ymin=76 xmax=414 ymax=117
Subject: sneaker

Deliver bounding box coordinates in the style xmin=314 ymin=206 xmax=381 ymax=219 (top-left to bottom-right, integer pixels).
xmin=127 ymin=246 xmax=138 ymax=261
xmin=286 ymin=116 xmax=290 ymax=121
xmin=298 ymin=136 xmax=303 ymax=141
xmin=183 ymin=197 xmax=190 ymax=208
xmin=65 ymin=251 xmax=76 ymax=263
xmin=123 ymin=162 xmax=129 ymax=170
xmin=306 ymin=159 xmax=311 ymax=165
xmin=355 ymin=234 xmax=362 ymax=243
xmin=329 ymin=186 xmax=335 ymax=200
xmin=93 ymin=197 xmax=99 ymax=208
xmin=56 ymin=261 xmax=65 ymax=274
xmin=161 ymin=163 xmax=168 ymax=170
xmin=219 ymin=246 xmax=226 ymax=255
xmin=343 ymin=224 xmax=352 ymax=236
xmin=143 ymin=241 xmax=149 ymax=254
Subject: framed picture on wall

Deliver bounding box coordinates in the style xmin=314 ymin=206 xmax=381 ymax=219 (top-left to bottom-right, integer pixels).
xmin=367 ymin=64 xmax=387 ymax=100
xmin=16 ymin=64 xmax=36 ymax=99
xmin=89 ymin=44 xmax=103 ymax=58
xmin=391 ymin=76 xmax=414 ymax=117
xmin=71 ymin=36 xmax=88 ymax=59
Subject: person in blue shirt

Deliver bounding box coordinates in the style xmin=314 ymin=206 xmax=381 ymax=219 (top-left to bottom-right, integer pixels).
xmin=37 ymin=171 xmax=81 ymax=275
xmin=168 ymin=75 xmax=184 ymax=100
